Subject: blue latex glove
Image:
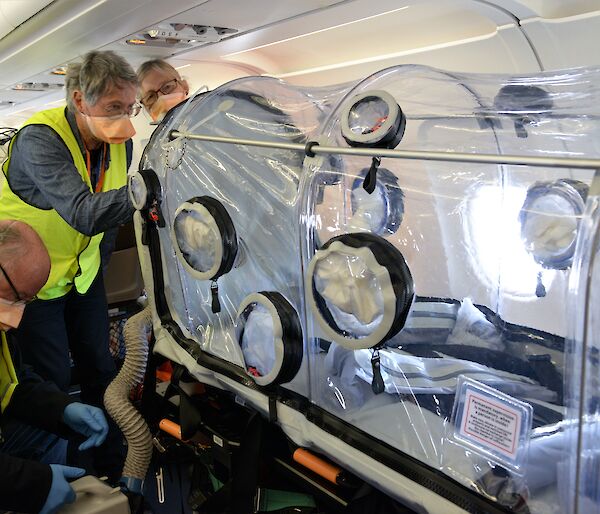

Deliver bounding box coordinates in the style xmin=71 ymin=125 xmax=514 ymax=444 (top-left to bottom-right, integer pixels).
xmin=62 ymin=402 xmax=109 ymax=451
xmin=39 ymin=464 xmax=85 ymax=514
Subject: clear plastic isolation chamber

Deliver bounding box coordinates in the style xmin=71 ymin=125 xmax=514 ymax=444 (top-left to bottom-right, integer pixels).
xmin=134 ymin=65 xmax=600 ymax=514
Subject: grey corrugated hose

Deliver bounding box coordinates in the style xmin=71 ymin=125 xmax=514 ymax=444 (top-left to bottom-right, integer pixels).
xmin=104 ymin=306 xmax=153 ymax=492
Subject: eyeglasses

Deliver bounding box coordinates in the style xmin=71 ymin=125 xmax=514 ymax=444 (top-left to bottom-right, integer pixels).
xmin=140 ymin=79 xmax=181 ymax=108
xmin=0 ymin=262 xmax=22 ymax=303
xmin=100 ymin=102 xmax=143 ymax=120
xmin=0 ymin=263 xmax=36 ymax=305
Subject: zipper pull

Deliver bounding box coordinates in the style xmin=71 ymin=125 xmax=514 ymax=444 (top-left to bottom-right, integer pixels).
xmin=514 ymin=117 xmax=529 ymax=139
xmin=211 ymin=280 xmax=221 ymax=313
xmin=371 ymin=349 xmax=385 ymax=394
xmin=536 ymin=271 xmax=546 ymax=298
xmin=363 ymin=156 xmax=381 ymax=194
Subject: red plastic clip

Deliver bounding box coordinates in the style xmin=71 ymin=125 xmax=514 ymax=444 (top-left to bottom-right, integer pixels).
xmin=247 ymin=366 xmax=262 ymax=377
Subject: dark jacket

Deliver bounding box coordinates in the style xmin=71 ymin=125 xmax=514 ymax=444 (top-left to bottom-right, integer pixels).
xmin=0 ymin=334 xmax=75 ymax=513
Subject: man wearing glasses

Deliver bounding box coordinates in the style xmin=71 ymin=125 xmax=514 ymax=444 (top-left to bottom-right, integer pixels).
xmin=0 ymin=220 xmax=109 ymax=514
xmin=0 ymin=50 xmax=138 ymax=481
xmin=137 ymin=59 xmax=191 ymax=123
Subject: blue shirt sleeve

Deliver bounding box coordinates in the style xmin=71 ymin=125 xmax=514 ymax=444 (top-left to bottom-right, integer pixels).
xmin=7 ymin=125 xmax=134 ymax=237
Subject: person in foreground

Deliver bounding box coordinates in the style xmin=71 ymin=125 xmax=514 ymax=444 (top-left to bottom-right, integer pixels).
xmin=0 ymin=220 xmax=109 ymax=514
xmin=0 ymin=49 xmax=137 ymax=480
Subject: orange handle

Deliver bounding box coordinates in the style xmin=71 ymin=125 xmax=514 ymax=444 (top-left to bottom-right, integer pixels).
xmin=156 ymin=362 xmax=173 ymax=382
xmin=156 ymin=370 xmax=172 ymax=382
xmin=293 ymin=448 xmax=341 ymax=485
xmin=159 ymin=419 xmax=184 ymax=441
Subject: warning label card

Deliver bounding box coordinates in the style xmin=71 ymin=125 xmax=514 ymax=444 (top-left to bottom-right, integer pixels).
xmin=458 ymin=389 xmax=521 ymax=459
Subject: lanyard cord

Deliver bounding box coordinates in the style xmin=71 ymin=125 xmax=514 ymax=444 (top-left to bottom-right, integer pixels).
xmin=85 ymin=143 xmax=108 ymax=193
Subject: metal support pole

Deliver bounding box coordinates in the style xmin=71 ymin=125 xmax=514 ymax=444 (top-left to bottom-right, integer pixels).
xmin=169 ymin=130 xmax=600 ymax=170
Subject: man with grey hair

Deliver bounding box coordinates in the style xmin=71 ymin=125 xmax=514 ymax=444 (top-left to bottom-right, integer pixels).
xmin=0 ymin=220 xmax=109 ymax=514
xmin=0 ymin=49 xmax=138 ymax=480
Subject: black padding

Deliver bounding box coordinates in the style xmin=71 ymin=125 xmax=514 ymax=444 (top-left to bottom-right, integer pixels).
xmin=343 ymin=96 xmax=406 ymax=150
xmin=137 ymin=168 xmax=163 ymax=210
xmin=237 ymin=292 xmax=303 ymax=387
xmin=262 ymin=291 xmax=303 ymax=385
xmin=179 ymin=196 xmax=238 ymax=280
xmin=313 ymin=232 xmax=414 ymax=346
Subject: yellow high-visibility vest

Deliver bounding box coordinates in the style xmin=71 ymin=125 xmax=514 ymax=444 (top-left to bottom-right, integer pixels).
xmin=0 ymin=107 xmax=127 ymax=299
xmin=0 ymin=332 xmax=18 ymax=414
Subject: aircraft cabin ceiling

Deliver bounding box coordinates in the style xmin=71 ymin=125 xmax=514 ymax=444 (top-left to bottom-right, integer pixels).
xmin=0 ymin=0 xmax=54 ymax=39
xmin=0 ymin=0 xmax=598 ymax=120
xmin=0 ymin=0 xmax=347 ymax=112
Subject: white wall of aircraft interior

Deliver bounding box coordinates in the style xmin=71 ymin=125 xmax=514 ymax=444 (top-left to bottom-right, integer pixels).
xmin=1 ymin=0 xmax=600 ymax=512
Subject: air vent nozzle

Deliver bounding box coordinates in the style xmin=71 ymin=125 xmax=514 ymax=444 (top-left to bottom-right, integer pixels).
xmin=12 ymin=82 xmax=63 ymax=92
xmin=125 ymin=23 xmax=237 ymax=49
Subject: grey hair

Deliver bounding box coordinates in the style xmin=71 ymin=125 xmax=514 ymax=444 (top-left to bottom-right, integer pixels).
xmin=0 ymin=223 xmax=21 ymax=259
xmin=65 ymin=62 xmax=82 ymax=111
xmin=136 ymin=59 xmax=181 ymax=86
xmin=65 ymin=50 xmax=137 ymax=111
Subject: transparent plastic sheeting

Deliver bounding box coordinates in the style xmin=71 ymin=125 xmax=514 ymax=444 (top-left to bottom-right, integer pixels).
xmin=138 ymin=67 xmax=600 ymax=514
xmin=240 ymin=303 xmax=276 ymax=377
xmin=173 ymin=206 xmax=219 ymax=274
xmin=140 ymin=77 xmax=350 ymax=393
xmin=313 ymin=248 xmax=385 ymax=336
